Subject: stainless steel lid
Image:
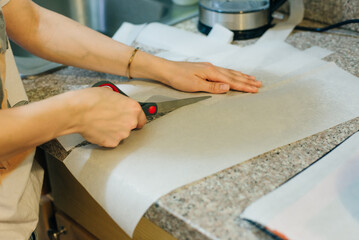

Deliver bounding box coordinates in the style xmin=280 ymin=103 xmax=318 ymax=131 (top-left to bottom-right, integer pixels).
xmin=199 ymin=0 xmax=270 ymax=31
xmin=200 ymin=0 xmax=269 ymax=13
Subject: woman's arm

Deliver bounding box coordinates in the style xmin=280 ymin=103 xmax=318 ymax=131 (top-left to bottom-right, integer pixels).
xmin=3 ymin=0 xmax=261 ymax=94
xmin=0 ymin=88 xmax=146 ymax=161
xmin=0 ymin=0 xmax=262 ymax=159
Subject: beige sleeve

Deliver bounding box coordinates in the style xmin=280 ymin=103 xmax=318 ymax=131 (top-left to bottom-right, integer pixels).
xmin=0 ymin=0 xmax=10 ymax=8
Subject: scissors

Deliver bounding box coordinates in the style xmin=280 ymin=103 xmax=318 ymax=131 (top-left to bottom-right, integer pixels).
xmin=92 ymin=81 xmax=211 ymax=119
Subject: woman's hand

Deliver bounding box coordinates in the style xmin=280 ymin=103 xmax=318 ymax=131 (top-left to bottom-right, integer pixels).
xmin=71 ymin=87 xmax=147 ymax=147
xmin=160 ymin=61 xmax=262 ymax=94
xmin=0 ymin=87 xmax=146 ymax=158
xmin=132 ymin=52 xmax=261 ymax=94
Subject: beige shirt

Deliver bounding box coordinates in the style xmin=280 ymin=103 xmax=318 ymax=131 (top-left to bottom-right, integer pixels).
xmin=0 ymin=1 xmax=43 ymax=239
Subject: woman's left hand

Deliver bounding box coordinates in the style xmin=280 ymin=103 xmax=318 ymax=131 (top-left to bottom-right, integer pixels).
xmin=158 ymin=61 xmax=262 ymax=94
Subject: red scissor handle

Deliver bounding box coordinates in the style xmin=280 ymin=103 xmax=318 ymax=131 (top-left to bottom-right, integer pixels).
xmin=92 ymin=81 xmax=158 ymax=116
xmin=92 ymin=81 xmax=129 ymax=96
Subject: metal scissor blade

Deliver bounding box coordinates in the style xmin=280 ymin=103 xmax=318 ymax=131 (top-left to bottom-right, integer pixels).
xmin=156 ymin=96 xmax=211 ymax=114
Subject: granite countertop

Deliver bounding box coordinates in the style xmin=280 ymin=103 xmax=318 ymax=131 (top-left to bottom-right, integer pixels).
xmin=24 ymin=18 xmax=359 ymax=240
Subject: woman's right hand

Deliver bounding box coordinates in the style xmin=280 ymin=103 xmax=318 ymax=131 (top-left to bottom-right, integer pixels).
xmin=70 ymin=87 xmax=146 ymax=147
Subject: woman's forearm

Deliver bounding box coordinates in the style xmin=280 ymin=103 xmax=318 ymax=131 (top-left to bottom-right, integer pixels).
xmin=4 ymin=0 xmax=166 ymax=81
xmin=0 ymin=91 xmax=77 ymax=160
xmin=4 ymin=0 xmax=262 ymax=96
xmin=0 ymin=87 xmax=147 ymax=161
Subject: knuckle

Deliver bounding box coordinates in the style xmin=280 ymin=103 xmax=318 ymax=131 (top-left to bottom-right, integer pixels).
xmin=129 ymin=119 xmax=138 ymax=129
xmin=209 ymin=82 xmax=217 ymax=92
xmin=101 ymin=139 xmax=116 ymax=148
xmin=226 ymin=76 xmax=235 ymax=84
xmin=129 ymin=100 xmax=142 ymax=112
xmin=95 ymin=141 xmax=104 ymax=147
xmin=98 ymin=139 xmax=107 ymax=147
xmin=201 ymin=62 xmax=214 ymax=70
xmin=109 ymin=142 xmax=118 ymax=148
xmin=206 ymin=63 xmax=215 ymax=71
xmin=120 ymin=131 xmax=131 ymax=140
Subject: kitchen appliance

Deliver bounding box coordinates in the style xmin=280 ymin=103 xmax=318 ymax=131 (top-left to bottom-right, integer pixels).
xmin=198 ymin=0 xmax=287 ymax=40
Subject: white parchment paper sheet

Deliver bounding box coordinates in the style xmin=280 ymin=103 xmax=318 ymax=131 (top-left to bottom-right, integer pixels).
xmin=61 ymin=0 xmax=359 ymax=237
xmin=241 ymin=132 xmax=359 ymax=240
xmin=64 ymin=61 xmax=359 ymax=236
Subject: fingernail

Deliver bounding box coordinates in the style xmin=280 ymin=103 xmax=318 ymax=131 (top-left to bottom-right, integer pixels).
xmin=220 ymin=84 xmax=230 ymax=91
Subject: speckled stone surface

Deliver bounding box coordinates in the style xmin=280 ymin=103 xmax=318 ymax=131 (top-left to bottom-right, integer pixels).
xmin=141 ymin=18 xmax=359 ymax=240
xmin=145 ymin=118 xmax=359 ymax=240
xmin=279 ymin=0 xmax=359 ymax=32
xmin=24 ymin=17 xmax=359 ymax=240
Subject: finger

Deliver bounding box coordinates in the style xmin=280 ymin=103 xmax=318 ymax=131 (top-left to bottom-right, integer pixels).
xmin=197 ymin=79 xmax=230 ymax=93
xmin=230 ymin=70 xmax=256 ymax=80
xmin=227 ymin=70 xmax=262 ymax=87
xmin=207 ymin=70 xmax=260 ymax=92
xmin=219 ymin=73 xmax=260 ymax=92
xmin=119 ymin=130 xmax=131 ymax=141
xmin=206 ymin=66 xmax=260 ymax=88
xmin=234 ymin=83 xmax=259 ymax=93
xmin=235 ymin=75 xmax=262 ymax=88
xmin=101 ymin=137 xmax=120 ymax=148
xmin=136 ymin=109 xmax=147 ymax=128
xmin=215 ymin=70 xmax=261 ymax=90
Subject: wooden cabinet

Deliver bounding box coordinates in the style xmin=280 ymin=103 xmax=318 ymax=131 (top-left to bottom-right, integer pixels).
xmin=54 ymin=211 xmax=97 ymax=240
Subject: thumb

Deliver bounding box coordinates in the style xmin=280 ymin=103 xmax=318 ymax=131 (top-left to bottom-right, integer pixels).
xmin=198 ymin=80 xmax=230 ymax=93
xmin=136 ymin=109 xmax=147 ymax=129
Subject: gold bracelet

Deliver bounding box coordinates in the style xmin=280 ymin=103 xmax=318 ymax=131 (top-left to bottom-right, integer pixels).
xmin=126 ymin=47 xmax=139 ymax=79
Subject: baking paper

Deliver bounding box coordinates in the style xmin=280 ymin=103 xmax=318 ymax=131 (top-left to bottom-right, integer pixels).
xmin=207 ymin=24 xmax=234 ymax=44
xmin=57 ymin=134 xmax=85 ymax=152
xmin=136 ymin=22 xmax=239 ymax=59
xmin=241 ymin=132 xmax=359 ymax=240
xmin=64 ymin=60 xmax=359 ymax=236
xmin=60 ymin=0 xmax=359 ymax=237
xmin=57 ymin=22 xmax=240 ymax=151
xmin=303 ymin=46 xmax=333 ymax=59
xmin=112 ymin=22 xmax=147 ymax=46
xmin=132 ymin=0 xmax=304 ymax=71
xmin=255 ymin=0 xmax=304 ymax=45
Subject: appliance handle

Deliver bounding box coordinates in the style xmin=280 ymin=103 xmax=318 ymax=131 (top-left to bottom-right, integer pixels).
xmin=270 ymin=0 xmax=287 ymax=14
